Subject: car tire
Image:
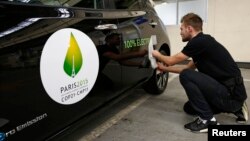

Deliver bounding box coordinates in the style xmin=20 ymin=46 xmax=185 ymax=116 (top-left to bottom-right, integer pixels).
xmin=143 ymin=50 xmax=169 ymax=95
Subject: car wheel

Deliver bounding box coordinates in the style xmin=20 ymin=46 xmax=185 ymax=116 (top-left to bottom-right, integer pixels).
xmin=143 ymin=50 xmax=169 ymax=95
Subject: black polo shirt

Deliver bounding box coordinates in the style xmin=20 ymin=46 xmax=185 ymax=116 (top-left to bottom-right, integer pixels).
xmin=181 ymin=32 xmax=241 ymax=82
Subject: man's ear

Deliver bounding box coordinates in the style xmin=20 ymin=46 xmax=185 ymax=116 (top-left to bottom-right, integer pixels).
xmin=187 ymin=25 xmax=193 ymax=32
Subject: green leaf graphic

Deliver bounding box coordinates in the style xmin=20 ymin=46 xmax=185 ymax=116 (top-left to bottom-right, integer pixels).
xmin=64 ymin=33 xmax=83 ymax=78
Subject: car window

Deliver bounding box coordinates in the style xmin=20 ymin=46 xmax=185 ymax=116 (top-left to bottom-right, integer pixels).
xmin=2 ymin=0 xmax=141 ymax=9
xmin=114 ymin=0 xmax=140 ymax=9
xmin=1 ymin=0 xmax=96 ymax=7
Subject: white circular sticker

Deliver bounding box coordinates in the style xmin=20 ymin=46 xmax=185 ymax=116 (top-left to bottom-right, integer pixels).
xmin=40 ymin=28 xmax=99 ymax=105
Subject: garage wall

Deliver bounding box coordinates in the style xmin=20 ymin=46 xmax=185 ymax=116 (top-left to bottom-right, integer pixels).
xmin=166 ymin=0 xmax=250 ymax=62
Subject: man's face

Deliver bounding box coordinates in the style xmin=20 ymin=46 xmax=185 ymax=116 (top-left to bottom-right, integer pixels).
xmin=180 ymin=23 xmax=192 ymax=42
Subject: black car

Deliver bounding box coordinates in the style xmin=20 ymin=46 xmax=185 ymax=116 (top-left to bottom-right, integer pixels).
xmin=0 ymin=0 xmax=171 ymax=140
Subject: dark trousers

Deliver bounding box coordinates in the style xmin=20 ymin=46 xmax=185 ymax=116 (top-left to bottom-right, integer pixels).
xmin=179 ymin=69 xmax=243 ymax=120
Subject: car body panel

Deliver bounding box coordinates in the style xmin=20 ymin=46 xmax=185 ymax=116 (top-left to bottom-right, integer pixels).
xmin=0 ymin=0 xmax=170 ymax=140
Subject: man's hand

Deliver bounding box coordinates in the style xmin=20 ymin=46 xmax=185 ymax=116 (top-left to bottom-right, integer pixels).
xmin=152 ymin=50 xmax=162 ymax=59
xmin=155 ymin=62 xmax=169 ymax=72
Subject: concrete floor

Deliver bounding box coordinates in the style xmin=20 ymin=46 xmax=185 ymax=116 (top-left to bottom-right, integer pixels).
xmin=55 ymin=68 xmax=250 ymax=141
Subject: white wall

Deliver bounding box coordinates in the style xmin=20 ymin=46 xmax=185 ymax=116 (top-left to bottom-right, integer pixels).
xmin=166 ymin=0 xmax=250 ymax=62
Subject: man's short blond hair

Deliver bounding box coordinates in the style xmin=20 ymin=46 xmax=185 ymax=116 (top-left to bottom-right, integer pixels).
xmin=181 ymin=13 xmax=203 ymax=31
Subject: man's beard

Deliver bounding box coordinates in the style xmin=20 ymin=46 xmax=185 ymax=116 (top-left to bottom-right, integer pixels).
xmin=182 ymin=35 xmax=192 ymax=42
xmin=182 ymin=38 xmax=188 ymax=42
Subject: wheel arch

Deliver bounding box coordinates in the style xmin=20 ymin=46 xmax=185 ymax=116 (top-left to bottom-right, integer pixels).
xmin=159 ymin=43 xmax=171 ymax=56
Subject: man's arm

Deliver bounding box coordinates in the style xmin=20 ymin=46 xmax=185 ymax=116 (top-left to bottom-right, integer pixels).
xmin=152 ymin=50 xmax=189 ymax=66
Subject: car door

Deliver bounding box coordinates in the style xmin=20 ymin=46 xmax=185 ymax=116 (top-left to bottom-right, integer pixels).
xmin=0 ymin=1 xmax=146 ymax=140
xmin=115 ymin=0 xmax=171 ymax=94
xmin=114 ymin=0 xmax=153 ymax=89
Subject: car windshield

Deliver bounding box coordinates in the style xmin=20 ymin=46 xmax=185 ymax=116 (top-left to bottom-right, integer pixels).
xmin=2 ymin=0 xmax=140 ymax=9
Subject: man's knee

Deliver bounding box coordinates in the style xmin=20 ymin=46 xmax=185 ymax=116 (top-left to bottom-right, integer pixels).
xmin=179 ymin=69 xmax=193 ymax=84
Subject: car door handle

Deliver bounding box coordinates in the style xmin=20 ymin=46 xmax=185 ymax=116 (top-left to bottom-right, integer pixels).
xmin=95 ymin=24 xmax=117 ymax=30
xmin=149 ymin=21 xmax=158 ymax=27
